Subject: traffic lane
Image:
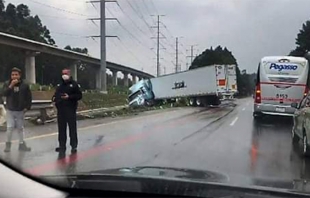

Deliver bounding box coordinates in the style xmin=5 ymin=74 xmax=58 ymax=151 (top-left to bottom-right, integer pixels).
xmin=0 ymin=106 xmax=223 ymax=174
xmin=249 ymin=113 xmax=295 ymax=179
xmin=50 ymin=105 xmax=236 ymax=176
xmin=22 ymin=97 xmax=310 ymax=189
xmin=139 ymin=98 xmax=252 ymax=174
xmin=0 ymin=108 xmax=181 ymax=143
xmin=138 ymin=98 xmax=310 ymax=184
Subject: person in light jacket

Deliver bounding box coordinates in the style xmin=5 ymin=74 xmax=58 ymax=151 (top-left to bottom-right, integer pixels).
xmin=2 ymin=67 xmax=32 ymax=152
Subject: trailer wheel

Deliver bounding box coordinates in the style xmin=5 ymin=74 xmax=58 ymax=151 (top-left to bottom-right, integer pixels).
xmin=196 ymin=98 xmax=204 ymax=107
xmin=189 ymin=98 xmax=196 ymax=106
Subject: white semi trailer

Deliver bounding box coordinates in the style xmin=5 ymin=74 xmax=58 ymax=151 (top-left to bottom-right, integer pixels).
xmin=128 ymin=65 xmax=238 ymax=107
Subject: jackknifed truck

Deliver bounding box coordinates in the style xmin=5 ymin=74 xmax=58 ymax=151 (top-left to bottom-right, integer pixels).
xmin=128 ymin=65 xmax=238 ymax=107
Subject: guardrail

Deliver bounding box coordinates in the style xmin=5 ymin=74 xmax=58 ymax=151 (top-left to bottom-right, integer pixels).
xmin=2 ymin=100 xmax=53 ymax=124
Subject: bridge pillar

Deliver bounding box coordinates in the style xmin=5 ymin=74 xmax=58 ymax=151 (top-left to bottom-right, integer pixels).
xmin=70 ymin=62 xmax=77 ymax=81
xmin=132 ymin=74 xmax=137 ymax=84
xmin=25 ymin=51 xmax=39 ymax=84
xmin=96 ymin=69 xmax=100 ymax=89
xmin=123 ymin=72 xmax=129 ymax=87
xmin=111 ymin=70 xmax=118 ymax=86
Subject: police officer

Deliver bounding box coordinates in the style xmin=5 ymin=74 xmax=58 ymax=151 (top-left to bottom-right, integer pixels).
xmin=52 ymin=68 xmax=82 ymax=153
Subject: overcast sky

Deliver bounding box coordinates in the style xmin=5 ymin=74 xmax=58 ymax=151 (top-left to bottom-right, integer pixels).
xmin=5 ymin=0 xmax=310 ymax=76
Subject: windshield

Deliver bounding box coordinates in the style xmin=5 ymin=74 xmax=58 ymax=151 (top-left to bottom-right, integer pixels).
xmin=1 ymin=0 xmax=310 ymax=196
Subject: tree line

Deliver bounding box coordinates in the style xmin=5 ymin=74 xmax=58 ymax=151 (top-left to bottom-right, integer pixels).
xmin=289 ymin=20 xmax=310 ymax=57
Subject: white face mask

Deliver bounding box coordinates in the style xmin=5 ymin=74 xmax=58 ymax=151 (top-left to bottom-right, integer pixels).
xmin=62 ymin=74 xmax=70 ymax=81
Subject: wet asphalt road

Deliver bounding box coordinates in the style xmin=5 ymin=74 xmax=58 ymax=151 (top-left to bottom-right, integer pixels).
xmin=1 ymin=97 xmax=310 ymax=184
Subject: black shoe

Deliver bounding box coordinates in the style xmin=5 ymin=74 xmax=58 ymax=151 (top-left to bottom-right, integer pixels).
xmin=4 ymin=142 xmax=11 ymax=152
xmin=55 ymin=147 xmax=66 ymax=152
xmin=19 ymin=142 xmax=31 ymax=152
xmin=58 ymin=152 xmax=66 ymax=159
xmin=71 ymin=148 xmax=77 ymax=154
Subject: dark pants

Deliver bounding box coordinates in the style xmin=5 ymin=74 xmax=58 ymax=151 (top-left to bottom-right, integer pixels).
xmin=57 ymin=106 xmax=78 ymax=149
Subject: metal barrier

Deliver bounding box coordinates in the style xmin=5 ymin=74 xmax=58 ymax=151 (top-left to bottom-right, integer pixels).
xmin=1 ymin=100 xmax=53 ymax=125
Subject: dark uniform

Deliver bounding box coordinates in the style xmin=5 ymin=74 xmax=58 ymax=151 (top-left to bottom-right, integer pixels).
xmin=52 ymin=77 xmax=82 ymax=151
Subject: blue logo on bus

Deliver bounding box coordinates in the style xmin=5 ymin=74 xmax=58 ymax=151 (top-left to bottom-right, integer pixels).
xmin=269 ymin=63 xmax=298 ymax=71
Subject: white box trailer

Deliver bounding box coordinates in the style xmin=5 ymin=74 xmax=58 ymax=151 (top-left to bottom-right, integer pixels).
xmin=221 ymin=65 xmax=238 ymax=99
xmin=128 ymin=65 xmax=237 ymax=107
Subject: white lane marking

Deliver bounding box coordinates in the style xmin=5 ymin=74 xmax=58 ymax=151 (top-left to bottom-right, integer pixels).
xmin=230 ymin=117 xmax=239 ymax=126
xmin=242 ymin=107 xmax=246 ymax=111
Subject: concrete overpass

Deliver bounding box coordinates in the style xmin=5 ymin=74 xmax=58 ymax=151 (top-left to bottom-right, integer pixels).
xmin=0 ymin=32 xmax=154 ymax=88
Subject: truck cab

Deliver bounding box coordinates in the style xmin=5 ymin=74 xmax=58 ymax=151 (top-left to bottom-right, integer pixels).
xmin=128 ymin=80 xmax=154 ymax=106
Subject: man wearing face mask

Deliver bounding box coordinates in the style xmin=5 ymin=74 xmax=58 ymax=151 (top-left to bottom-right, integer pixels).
xmin=52 ymin=68 xmax=82 ymax=153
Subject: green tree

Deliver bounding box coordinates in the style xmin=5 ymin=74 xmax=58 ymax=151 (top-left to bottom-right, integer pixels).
xmin=0 ymin=1 xmax=55 ymax=82
xmin=289 ymin=20 xmax=310 ymax=57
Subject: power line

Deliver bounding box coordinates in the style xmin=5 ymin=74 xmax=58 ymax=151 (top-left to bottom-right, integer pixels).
xmin=106 ymin=7 xmax=154 ymax=56
xmin=118 ymin=20 xmax=155 ymax=55
xmin=123 ymin=0 xmax=153 ymax=34
xmin=150 ymin=0 xmax=158 ymax=14
xmin=117 ymin=37 xmax=145 ymax=66
xmin=106 ymin=4 xmax=155 ymax=55
xmin=107 ymin=4 xmax=154 ymax=47
xmin=141 ymin=0 xmax=153 ymax=16
xmin=141 ymin=0 xmax=156 ymax=25
xmin=36 ymin=13 xmax=99 ymax=32
xmin=89 ymin=1 xmax=99 ymax=13
xmin=160 ymin=38 xmax=175 ymax=52
xmin=89 ymin=0 xmax=154 ymax=73
xmin=50 ymin=31 xmax=87 ymax=37
xmin=114 ymin=3 xmax=152 ymax=42
xmin=26 ymin=0 xmax=92 ymax=17
xmin=85 ymin=0 xmax=156 ymax=75
xmin=36 ymin=14 xmax=86 ymax=20
xmin=130 ymin=0 xmax=144 ymax=15
xmin=57 ymin=0 xmax=86 ymax=2
xmin=132 ymin=0 xmax=152 ymax=23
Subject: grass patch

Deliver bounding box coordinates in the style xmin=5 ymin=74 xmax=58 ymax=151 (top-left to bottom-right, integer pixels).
xmin=79 ymin=92 xmax=127 ymax=110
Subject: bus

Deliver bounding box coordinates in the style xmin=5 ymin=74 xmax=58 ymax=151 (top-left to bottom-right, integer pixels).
xmin=253 ymin=56 xmax=309 ymax=118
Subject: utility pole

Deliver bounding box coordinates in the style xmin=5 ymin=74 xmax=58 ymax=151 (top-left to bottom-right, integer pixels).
xmin=86 ymin=0 xmax=117 ymax=93
xmin=156 ymin=15 xmax=160 ymax=77
xmin=151 ymin=15 xmax=165 ymax=77
xmin=187 ymin=44 xmax=198 ymax=68
xmin=174 ymin=37 xmax=184 ymax=73
xmin=100 ymin=0 xmax=106 ymax=93
xmin=175 ymin=37 xmax=178 ymax=73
